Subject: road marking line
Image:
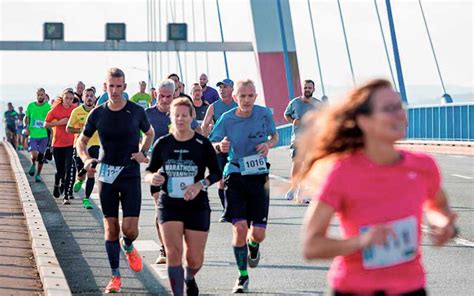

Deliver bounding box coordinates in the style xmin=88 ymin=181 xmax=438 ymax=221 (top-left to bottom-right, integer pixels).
xmin=449 ymin=155 xmax=467 ymax=159
xmin=269 ymin=174 xmax=291 ymax=183
xmin=150 ymin=264 xmax=168 ymax=279
xmin=134 ymin=240 xmax=160 ymax=252
xmin=451 ymin=174 xmax=473 ymax=180
xmin=421 ymin=224 xmax=474 ymax=247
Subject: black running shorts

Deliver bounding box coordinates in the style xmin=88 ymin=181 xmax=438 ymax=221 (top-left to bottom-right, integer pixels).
xmin=224 ymin=173 xmax=270 ymax=226
xmin=158 ymin=202 xmax=211 ymax=232
xmin=99 ymin=176 xmax=141 ymax=218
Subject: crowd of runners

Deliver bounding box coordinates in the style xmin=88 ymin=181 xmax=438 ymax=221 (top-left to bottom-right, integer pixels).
xmin=3 ymin=67 xmax=459 ymax=295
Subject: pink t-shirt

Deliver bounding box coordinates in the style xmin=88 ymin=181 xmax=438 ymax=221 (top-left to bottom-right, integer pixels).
xmin=315 ymin=150 xmax=440 ymax=294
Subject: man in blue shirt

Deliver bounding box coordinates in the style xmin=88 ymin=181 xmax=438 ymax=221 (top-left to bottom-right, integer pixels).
xmin=209 ymin=79 xmax=278 ymax=294
xmin=284 ymin=79 xmax=322 ymax=203
xmin=199 ymin=73 xmax=219 ymax=104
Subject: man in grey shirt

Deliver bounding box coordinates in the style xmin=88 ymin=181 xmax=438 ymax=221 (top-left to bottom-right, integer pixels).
xmin=284 ymin=79 xmax=322 ymax=203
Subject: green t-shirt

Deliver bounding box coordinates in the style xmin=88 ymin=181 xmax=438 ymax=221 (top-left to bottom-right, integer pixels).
xmin=25 ymin=102 xmax=51 ymax=139
xmin=130 ymin=92 xmax=152 ymax=109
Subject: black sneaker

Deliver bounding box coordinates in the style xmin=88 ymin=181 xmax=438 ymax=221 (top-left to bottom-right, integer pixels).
xmin=62 ymin=197 xmax=70 ymax=205
xmin=247 ymin=242 xmax=260 ymax=268
xmin=53 ymin=185 xmax=61 ymax=198
xmin=69 ymin=194 xmax=74 ymax=200
xmin=185 ymin=278 xmax=199 ymax=296
xmin=232 ymin=276 xmax=249 ymax=293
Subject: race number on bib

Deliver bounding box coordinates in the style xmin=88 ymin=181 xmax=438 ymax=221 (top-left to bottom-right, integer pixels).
xmin=33 ymin=120 xmax=44 ymax=128
xmin=239 ymin=154 xmax=268 ymax=176
xmin=98 ymin=163 xmax=124 ymax=184
xmin=360 ymin=216 xmax=418 ymax=269
xmin=168 ymin=176 xmax=194 ymax=198
xmin=137 ymin=101 xmax=149 ymax=109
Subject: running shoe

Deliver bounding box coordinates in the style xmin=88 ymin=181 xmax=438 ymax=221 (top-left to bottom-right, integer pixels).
xmin=73 ymin=180 xmax=84 ymax=193
xmin=155 ymin=245 xmax=167 ymax=264
xmin=247 ymin=241 xmax=261 ymax=268
xmin=82 ymin=198 xmax=93 ymax=209
xmin=62 ymin=197 xmax=70 ymax=205
xmin=185 ymin=278 xmax=199 ymax=296
xmin=28 ymin=164 xmax=35 ymax=176
xmin=104 ymin=276 xmax=121 ymax=293
xmin=53 ymin=185 xmax=61 ymax=198
xmin=232 ymin=276 xmax=249 ymax=293
xmin=219 ymin=212 xmax=226 ymax=223
xmin=35 ymin=175 xmax=43 ymax=183
xmin=121 ymin=239 xmax=143 ymax=272
xmin=285 ymin=189 xmax=295 ymax=201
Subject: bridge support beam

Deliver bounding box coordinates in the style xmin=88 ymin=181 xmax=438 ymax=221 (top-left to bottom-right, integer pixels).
xmin=250 ymin=0 xmax=301 ymax=124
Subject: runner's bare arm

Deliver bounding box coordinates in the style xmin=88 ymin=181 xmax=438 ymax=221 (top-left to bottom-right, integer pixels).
xmin=77 ymin=133 xmax=92 ymax=162
xmin=302 ymin=200 xmax=392 ymax=260
xmin=200 ymin=104 xmax=215 ymax=136
xmin=424 ymin=189 xmax=458 ymax=246
xmin=140 ymin=126 xmax=155 ymax=153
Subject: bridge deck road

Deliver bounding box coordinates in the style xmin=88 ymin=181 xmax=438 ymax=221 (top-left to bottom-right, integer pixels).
xmin=19 ymin=146 xmax=473 ymax=295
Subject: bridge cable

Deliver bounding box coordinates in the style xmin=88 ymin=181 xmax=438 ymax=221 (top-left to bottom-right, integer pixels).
xmin=307 ymin=0 xmax=326 ymax=96
xmin=168 ymin=0 xmax=184 ymax=80
xmin=202 ymin=0 xmax=210 ymax=75
xmin=192 ymin=0 xmax=198 ymax=81
xmin=418 ymin=0 xmax=448 ymax=95
xmin=182 ymin=0 xmax=188 ymax=85
xmin=337 ymin=0 xmax=356 ymax=86
xmin=146 ymin=0 xmax=152 ymax=86
xmin=216 ymin=0 xmax=230 ymax=79
xmin=374 ymin=0 xmax=398 ymax=91
xmin=158 ymin=0 xmax=163 ymax=81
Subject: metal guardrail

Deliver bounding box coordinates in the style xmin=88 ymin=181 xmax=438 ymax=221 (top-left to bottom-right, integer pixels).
xmin=275 ymin=103 xmax=474 ymax=147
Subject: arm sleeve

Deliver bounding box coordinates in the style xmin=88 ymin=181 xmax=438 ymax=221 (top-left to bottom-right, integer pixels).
xmin=82 ymin=109 xmax=97 ymax=138
xmin=139 ymin=108 xmax=152 ymax=133
xmin=284 ymin=100 xmax=294 ymax=117
xmin=145 ymin=139 xmax=163 ymax=173
xmin=266 ymin=108 xmax=277 ymax=135
xmin=208 ymin=115 xmax=226 ymax=142
xmin=203 ymin=138 xmax=222 ymax=185
xmin=45 ymin=108 xmax=56 ymax=122
xmin=314 ymin=163 xmax=346 ymax=212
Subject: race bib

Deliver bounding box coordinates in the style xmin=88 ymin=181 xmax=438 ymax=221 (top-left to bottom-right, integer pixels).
xmin=361 ymin=216 xmax=418 ymax=269
xmin=167 ymin=176 xmax=194 ymax=198
xmin=239 ymin=154 xmax=268 ymax=176
xmin=137 ymin=101 xmax=149 ymax=109
xmin=33 ymin=120 xmax=44 ymax=128
xmin=98 ymin=163 xmax=124 ymax=184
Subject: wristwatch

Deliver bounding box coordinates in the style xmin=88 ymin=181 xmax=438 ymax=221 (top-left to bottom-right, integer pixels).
xmin=199 ymin=179 xmax=208 ymax=192
xmin=215 ymin=144 xmax=221 ymax=153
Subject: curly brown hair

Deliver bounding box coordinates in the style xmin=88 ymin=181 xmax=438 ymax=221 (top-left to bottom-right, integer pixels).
xmin=296 ymin=79 xmax=393 ymax=181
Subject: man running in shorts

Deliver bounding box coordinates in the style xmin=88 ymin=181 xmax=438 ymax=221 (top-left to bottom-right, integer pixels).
xmin=145 ymin=79 xmax=174 ymax=264
xmin=3 ymin=102 xmax=18 ymax=149
xmin=67 ymin=87 xmax=99 ymax=209
xmin=284 ymin=79 xmax=322 ymax=203
xmin=131 ymin=81 xmax=153 ymax=109
xmin=209 ymin=79 xmax=278 ymax=293
xmin=24 ymin=88 xmax=51 ymax=182
xmin=77 ymin=68 xmax=155 ymax=293
xmin=201 ymin=78 xmax=237 ymax=221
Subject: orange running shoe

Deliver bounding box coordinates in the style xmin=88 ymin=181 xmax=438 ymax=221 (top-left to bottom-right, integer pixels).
xmin=104 ymin=276 xmax=121 ymax=293
xmin=124 ymin=246 xmax=143 ymax=272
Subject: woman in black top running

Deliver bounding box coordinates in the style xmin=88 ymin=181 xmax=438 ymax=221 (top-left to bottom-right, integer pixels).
xmin=145 ymin=97 xmax=221 ymax=296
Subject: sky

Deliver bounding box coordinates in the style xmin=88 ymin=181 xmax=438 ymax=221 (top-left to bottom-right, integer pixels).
xmin=0 ymin=0 xmax=473 ymax=115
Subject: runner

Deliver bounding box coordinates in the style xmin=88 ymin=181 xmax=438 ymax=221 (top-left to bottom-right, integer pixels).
xmin=190 ymin=83 xmax=209 ymax=124
xmin=299 ymin=79 xmax=458 ymax=295
xmin=130 ymin=81 xmax=153 ymax=109
xmin=24 ymin=88 xmax=51 ymax=182
xmin=77 ymin=68 xmax=154 ymax=293
xmin=168 ymin=73 xmax=193 ymax=102
xmin=145 ymin=97 xmax=221 ymax=296
xmin=16 ymin=106 xmax=26 ymax=150
xmin=283 ymin=79 xmax=322 ymax=203
xmin=199 ymin=73 xmax=219 ymax=104
xmin=74 ymin=81 xmax=85 ymax=104
xmin=45 ymin=89 xmax=76 ymax=204
xmin=3 ymin=102 xmax=18 ymax=149
xmin=145 ymin=79 xmax=174 ymax=264
xmin=209 ymin=79 xmax=278 ymax=293
xmin=67 ymin=87 xmax=99 ymax=209
xmin=150 ymin=87 xmax=157 ymax=106
xmin=201 ymin=78 xmax=238 ymax=222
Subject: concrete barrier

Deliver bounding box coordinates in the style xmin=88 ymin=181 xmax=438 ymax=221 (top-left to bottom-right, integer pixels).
xmin=2 ymin=141 xmax=71 ymax=296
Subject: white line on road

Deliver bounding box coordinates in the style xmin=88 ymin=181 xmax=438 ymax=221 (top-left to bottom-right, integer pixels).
xmin=449 ymin=155 xmax=467 ymax=159
xmin=269 ymin=174 xmax=291 ymax=183
xmin=451 ymin=174 xmax=473 ymax=180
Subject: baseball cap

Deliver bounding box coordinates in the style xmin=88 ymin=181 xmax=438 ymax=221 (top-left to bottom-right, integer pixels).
xmin=216 ymin=78 xmax=234 ymax=87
